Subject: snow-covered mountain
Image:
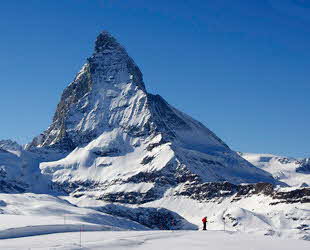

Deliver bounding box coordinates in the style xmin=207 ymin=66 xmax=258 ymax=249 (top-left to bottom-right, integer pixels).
xmin=26 ymin=31 xmax=276 ymax=204
xmin=0 ymin=31 xmax=309 ymax=241
xmin=238 ymin=152 xmax=310 ymax=187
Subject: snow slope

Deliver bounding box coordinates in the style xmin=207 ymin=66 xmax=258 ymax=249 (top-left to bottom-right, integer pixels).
xmin=0 ymin=193 xmax=148 ymax=240
xmin=0 ymin=230 xmax=309 ymax=250
xmin=0 ymin=192 xmax=196 ymax=238
xmin=239 ymin=152 xmax=310 ymax=187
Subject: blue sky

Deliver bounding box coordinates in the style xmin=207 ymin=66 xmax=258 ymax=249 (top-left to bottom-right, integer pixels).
xmin=0 ymin=0 xmax=309 ymax=158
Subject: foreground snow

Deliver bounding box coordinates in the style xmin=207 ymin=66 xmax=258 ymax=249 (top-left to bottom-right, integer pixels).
xmin=1 ymin=230 xmax=309 ymax=250
xmin=0 ymin=193 xmax=148 ymax=238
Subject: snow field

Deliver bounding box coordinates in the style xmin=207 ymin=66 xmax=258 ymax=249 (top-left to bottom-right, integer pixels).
xmin=0 ymin=230 xmax=309 ymax=250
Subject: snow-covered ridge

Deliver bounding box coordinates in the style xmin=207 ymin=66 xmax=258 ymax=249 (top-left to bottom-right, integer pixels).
xmin=238 ymin=152 xmax=310 ymax=187
xmin=0 ymin=139 xmax=22 ymax=153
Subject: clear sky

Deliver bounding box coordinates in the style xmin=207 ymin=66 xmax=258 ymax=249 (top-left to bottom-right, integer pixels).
xmin=0 ymin=0 xmax=309 ymax=158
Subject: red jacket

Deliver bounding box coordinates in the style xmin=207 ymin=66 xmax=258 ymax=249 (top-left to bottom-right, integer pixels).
xmin=202 ymin=217 xmax=207 ymax=223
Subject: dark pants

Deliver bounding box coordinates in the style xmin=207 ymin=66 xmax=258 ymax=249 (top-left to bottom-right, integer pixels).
xmin=203 ymin=222 xmax=206 ymax=230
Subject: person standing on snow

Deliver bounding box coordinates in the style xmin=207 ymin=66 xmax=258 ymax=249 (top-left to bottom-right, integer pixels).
xmin=202 ymin=216 xmax=207 ymax=230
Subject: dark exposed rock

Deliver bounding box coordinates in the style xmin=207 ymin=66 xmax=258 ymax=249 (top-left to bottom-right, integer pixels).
xmin=97 ymin=190 xmax=160 ymax=204
xmin=277 ymin=157 xmax=293 ymax=164
xmin=128 ymin=162 xmax=202 ymax=187
xmin=176 ymin=182 xmax=238 ymax=201
xmin=176 ymin=181 xmax=310 ymax=205
xmin=146 ymin=138 xmax=167 ymax=151
xmin=296 ymin=224 xmax=310 ymax=231
xmin=175 ymin=172 xmax=201 ymax=184
xmin=127 ymin=171 xmax=177 ymax=186
xmin=51 ymin=179 xmax=100 ymax=194
xmin=97 ymin=204 xmax=198 ymax=230
xmin=50 ymin=177 xmax=310 ymax=205
xmin=93 ymin=148 xmax=121 ymax=157
xmin=235 ymin=184 xmax=255 ymax=197
xmin=253 ymin=182 xmax=274 ymax=195
xmin=0 ymin=180 xmax=27 ymax=193
xmin=95 ymin=31 xmax=121 ymax=54
xmin=141 ymin=155 xmax=155 ymax=165
xmin=273 ymin=188 xmax=309 ymax=200
xmin=296 ymin=158 xmax=310 ymax=174
xmin=271 ymin=188 xmax=310 ymax=205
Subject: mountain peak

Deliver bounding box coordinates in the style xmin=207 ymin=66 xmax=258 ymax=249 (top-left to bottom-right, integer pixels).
xmin=94 ymin=31 xmax=124 ymax=54
xmin=0 ymin=140 xmax=22 ymax=152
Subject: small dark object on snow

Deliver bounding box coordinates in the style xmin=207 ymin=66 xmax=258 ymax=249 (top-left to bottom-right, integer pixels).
xmin=202 ymin=216 xmax=207 ymax=230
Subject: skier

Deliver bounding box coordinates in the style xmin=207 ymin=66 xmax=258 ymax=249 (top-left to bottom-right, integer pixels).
xmin=202 ymin=216 xmax=207 ymax=230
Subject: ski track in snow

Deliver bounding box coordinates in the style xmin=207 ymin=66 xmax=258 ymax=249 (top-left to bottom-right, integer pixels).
xmin=0 ymin=230 xmax=309 ymax=250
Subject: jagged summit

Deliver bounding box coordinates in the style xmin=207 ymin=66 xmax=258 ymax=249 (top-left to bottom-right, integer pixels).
xmin=94 ymin=31 xmax=124 ymax=53
xmin=29 ymin=31 xmax=146 ymax=150
xmin=91 ymin=31 xmax=145 ymax=90
xmin=30 ymin=31 xmax=226 ymax=152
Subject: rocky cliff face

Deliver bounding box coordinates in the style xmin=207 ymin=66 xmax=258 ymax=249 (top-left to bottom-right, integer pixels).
xmin=296 ymin=158 xmax=310 ymax=174
xmin=30 ymin=32 xmax=147 ymax=150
